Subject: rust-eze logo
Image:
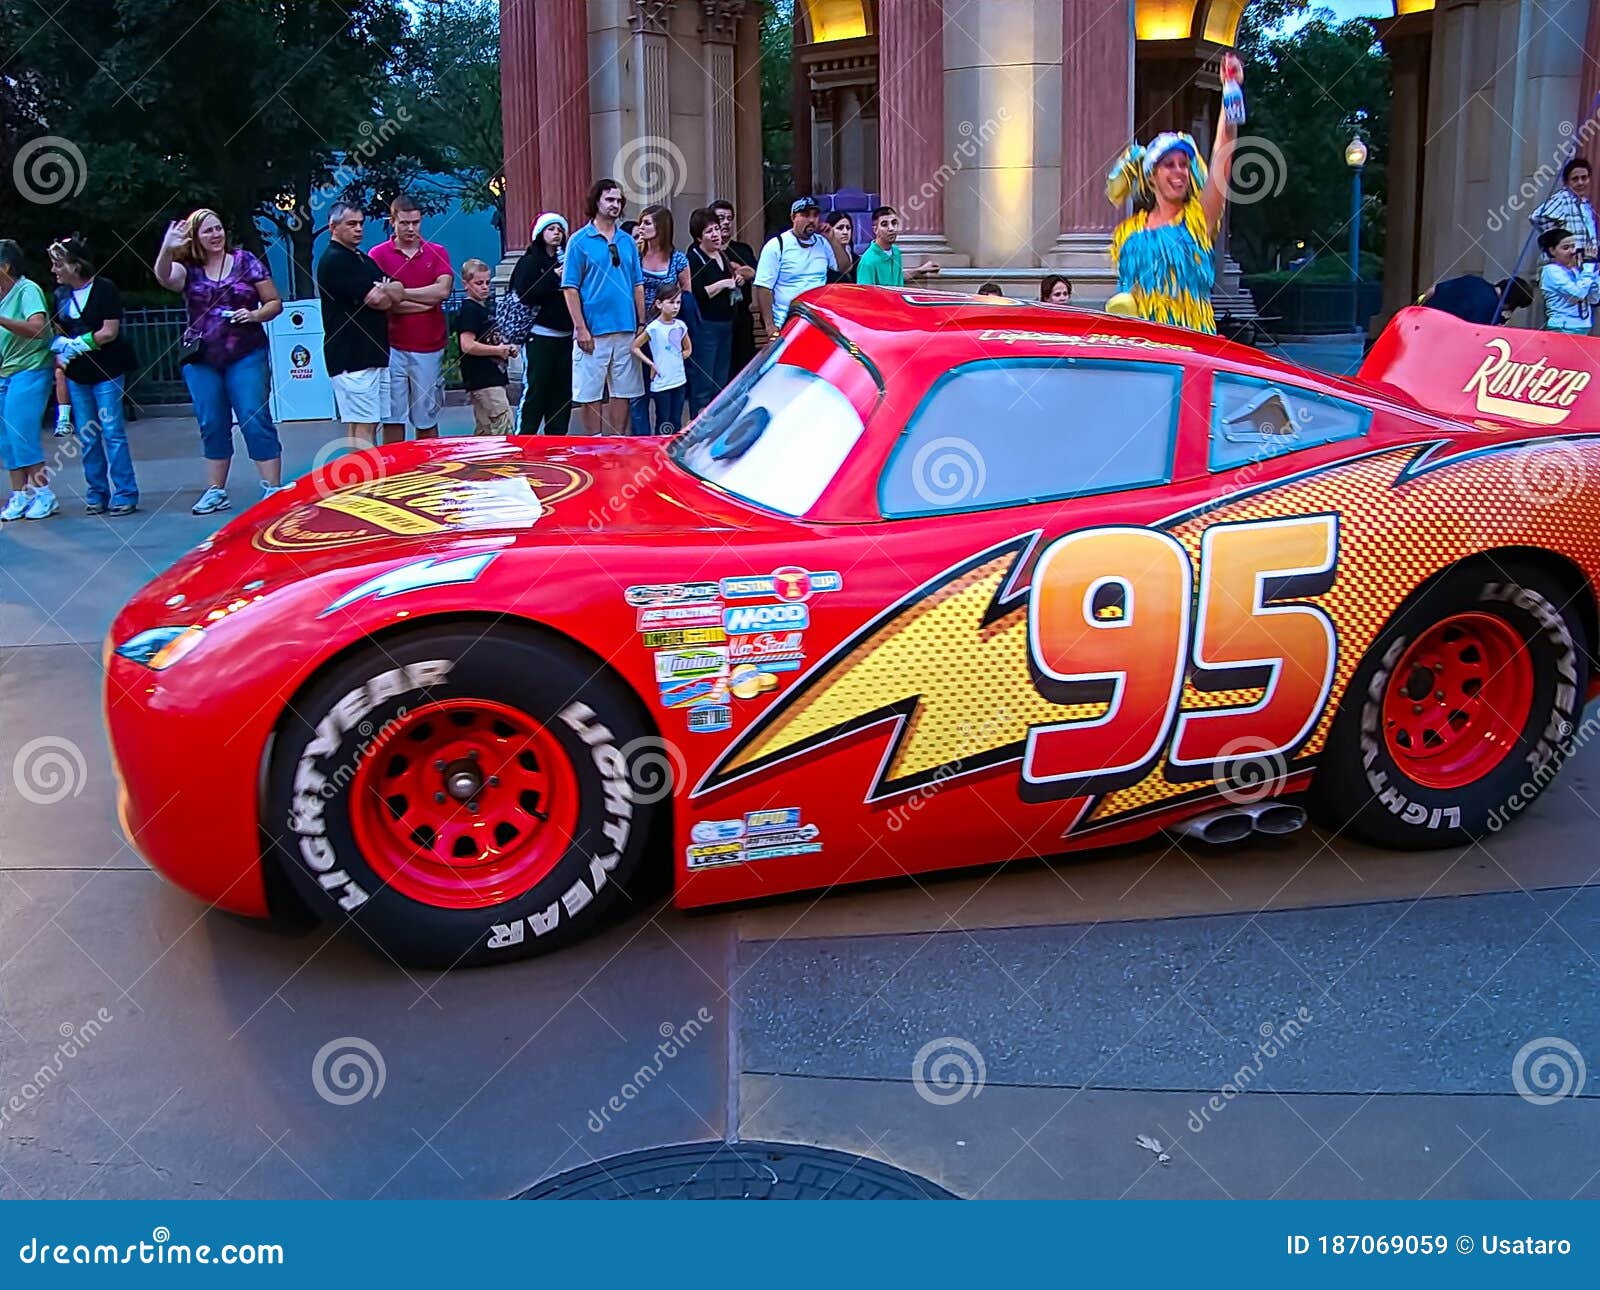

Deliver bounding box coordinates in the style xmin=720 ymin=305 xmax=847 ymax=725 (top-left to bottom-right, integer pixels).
xmin=254 ymin=461 xmax=591 ymax=552
xmin=1463 ymin=338 xmax=1592 ymax=426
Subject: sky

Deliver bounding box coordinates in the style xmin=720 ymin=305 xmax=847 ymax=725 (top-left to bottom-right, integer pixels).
xmin=1284 ymin=0 xmax=1395 ymax=28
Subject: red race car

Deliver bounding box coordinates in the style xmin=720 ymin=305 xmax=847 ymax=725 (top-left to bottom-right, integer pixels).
xmin=106 ymin=288 xmax=1600 ymax=965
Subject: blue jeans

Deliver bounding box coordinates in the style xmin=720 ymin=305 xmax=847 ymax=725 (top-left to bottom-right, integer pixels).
xmin=0 ymin=366 xmax=52 ymax=472
xmin=688 ymin=318 xmax=732 ymax=415
xmin=649 ymin=384 xmax=687 ymax=436
xmin=69 ymin=376 xmax=138 ymax=508
xmin=182 ymin=347 xmax=281 ymax=462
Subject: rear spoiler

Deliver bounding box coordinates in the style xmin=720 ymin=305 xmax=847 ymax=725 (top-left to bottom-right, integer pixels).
xmin=1359 ymin=306 xmax=1599 ymax=432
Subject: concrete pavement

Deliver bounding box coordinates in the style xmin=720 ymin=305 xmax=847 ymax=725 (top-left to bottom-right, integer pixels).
xmin=0 ymin=405 xmax=1594 ymax=1199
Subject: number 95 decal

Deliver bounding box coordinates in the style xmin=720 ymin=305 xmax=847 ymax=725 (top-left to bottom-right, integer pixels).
xmin=1022 ymin=514 xmax=1339 ymax=800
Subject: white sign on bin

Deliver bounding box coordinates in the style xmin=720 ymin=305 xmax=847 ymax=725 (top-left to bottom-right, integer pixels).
xmin=266 ymin=298 xmax=334 ymax=422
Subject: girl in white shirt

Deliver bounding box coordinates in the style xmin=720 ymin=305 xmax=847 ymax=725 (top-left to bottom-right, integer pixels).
xmin=1538 ymin=227 xmax=1599 ymax=333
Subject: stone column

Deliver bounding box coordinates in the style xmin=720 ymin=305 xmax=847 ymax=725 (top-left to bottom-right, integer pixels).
xmin=701 ymin=1 xmax=745 ymax=211
xmin=1046 ymin=0 xmax=1133 ymax=273
xmin=879 ymin=0 xmax=958 ymax=259
xmin=498 ymin=0 xmax=541 ymax=256
xmin=735 ymin=12 xmax=766 ymax=244
xmin=1579 ymin=0 xmax=1600 ymax=129
xmin=1378 ymin=23 xmax=1431 ymax=321
xmin=536 ymin=0 xmax=592 ymax=228
xmin=627 ymin=1 xmax=676 ymax=210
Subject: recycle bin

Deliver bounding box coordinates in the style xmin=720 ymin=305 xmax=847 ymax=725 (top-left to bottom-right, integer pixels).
xmin=266 ymin=298 xmax=333 ymax=422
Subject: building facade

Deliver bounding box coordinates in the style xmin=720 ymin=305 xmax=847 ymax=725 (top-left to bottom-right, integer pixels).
xmin=500 ymin=0 xmax=1600 ymax=321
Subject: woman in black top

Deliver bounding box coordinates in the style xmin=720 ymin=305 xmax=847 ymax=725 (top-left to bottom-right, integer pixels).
xmin=686 ymin=207 xmax=741 ymax=413
xmin=823 ymin=210 xmax=858 ymax=284
xmin=509 ymin=212 xmax=573 ymax=435
xmin=49 ymin=236 xmax=139 ymax=513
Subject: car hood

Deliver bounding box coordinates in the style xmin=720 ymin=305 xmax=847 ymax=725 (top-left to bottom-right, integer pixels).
xmin=115 ymin=436 xmax=777 ymax=630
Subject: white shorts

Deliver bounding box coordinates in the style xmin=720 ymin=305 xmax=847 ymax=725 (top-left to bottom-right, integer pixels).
xmin=572 ymin=332 xmax=645 ymax=403
xmin=330 ymin=368 xmax=389 ymax=425
xmin=385 ymin=347 xmax=445 ymax=429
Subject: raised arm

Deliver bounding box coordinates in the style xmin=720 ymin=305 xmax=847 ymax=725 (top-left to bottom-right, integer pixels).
xmin=152 ymin=220 xmax=189 ymax=293
xmin=1201 ymin=108 xmax=1238 ymax=236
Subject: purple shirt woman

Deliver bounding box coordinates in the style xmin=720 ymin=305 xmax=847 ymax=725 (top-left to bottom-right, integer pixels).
xmin=154 ymin=208 xmax=286 ymax=515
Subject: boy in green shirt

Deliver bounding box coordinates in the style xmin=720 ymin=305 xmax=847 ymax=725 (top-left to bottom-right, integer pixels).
xmin=855 ymin=206 xmax=941 ymax=288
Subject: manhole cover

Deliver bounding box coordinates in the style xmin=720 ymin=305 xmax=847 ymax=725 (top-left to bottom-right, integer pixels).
xmin=517 ymin=1141 xmax=957 ymax=1200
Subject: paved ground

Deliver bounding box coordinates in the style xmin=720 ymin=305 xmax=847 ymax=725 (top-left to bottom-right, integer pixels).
xmin=1 ymin=381 xmax=1595 ymax=1199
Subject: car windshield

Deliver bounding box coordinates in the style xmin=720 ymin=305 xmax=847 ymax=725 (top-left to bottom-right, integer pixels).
xmin=669 ymin=329 xmax=868 ymax=517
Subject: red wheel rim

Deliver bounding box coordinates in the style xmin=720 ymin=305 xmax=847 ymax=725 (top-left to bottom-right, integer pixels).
xmin=349 ymin=699 xmax=580 ymax=910
xmin=1381 ymin=612 xmax=1533 ymax=790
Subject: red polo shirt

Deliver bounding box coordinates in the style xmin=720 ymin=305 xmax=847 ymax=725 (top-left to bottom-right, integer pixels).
xmin=368 ymin=238 xmax=453 ymax=353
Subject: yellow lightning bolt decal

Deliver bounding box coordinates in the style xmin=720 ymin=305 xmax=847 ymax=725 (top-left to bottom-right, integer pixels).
xmin=698 ymin=536 xmax=1107 ymax=800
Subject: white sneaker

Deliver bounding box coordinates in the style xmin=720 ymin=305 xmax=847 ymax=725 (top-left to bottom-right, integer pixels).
xmin=259 ymin=481 xmax=290 ymax=498
xmin=1 ymin=491 xmax=28 ymax=522
xmin=53 ymin=415 xmax=73 ymax=437
xmin=192 ymin=486 xmax=230 ymax=515
xmin=22 ymin=488 xmax=58 ymax=520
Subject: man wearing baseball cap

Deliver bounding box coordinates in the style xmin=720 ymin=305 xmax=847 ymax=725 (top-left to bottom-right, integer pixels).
xmin=754 ymin=195 xmax=837 ymax=337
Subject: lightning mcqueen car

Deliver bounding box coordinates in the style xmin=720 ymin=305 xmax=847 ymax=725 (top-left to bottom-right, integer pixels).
xmin=107 ymin=288 xmax=1600 ymax=965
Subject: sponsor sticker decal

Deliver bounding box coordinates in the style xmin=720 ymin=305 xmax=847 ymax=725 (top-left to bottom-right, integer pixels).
xmin=684 ymin=806 xmax=820 ymax=869
xmin=720 ymin=568 xmax=843 ymax=602
xmin=659 ymin=677 xmax=729 ymax=709
xmin=727 ymin=630 xmax=806 ymax=668
xmin=654 ymin=647 xmax=730 ymax=683
xmin=642 ymin=627 xmax=727 ymax=648
xmin=724 ymin=602 xmax=809 ymax=634
xmin=688 ymin=705 xmax=732 ymax=733
xmin=626 ymin=581 xmax=721 ymax=608
xmin=1462 ymin=337 xmax=1592 ymax=426
xmin=691 ymin=818 xmax=745 ymax=844
xmin=637 ymin=603 xmax=725 ymax=630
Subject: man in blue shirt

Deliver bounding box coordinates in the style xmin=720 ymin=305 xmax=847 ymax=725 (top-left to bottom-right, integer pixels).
xmin=561 ymin=178 xmax=646 ymax=434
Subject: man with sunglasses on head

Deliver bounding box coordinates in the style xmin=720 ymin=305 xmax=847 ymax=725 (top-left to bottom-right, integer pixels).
xmin=562 ymin=178 xmax=646 ymax=434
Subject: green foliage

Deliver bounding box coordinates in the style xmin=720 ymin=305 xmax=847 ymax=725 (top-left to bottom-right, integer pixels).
xmin=0 ymin=0 xmax=501 ymax=297
xmin=1229 ymin=4 xmax=1390 ymax=277
xmin=761 ymin=0 xmax=795 ymax=234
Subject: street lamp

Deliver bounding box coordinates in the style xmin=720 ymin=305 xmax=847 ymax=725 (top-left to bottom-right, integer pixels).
xmin=1345 ymin=134 xmax=1368 ymax=336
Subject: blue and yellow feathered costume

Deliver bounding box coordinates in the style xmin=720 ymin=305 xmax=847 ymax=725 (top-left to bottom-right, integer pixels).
xmin=1107 ymin=133 xmax=1217 ymax=334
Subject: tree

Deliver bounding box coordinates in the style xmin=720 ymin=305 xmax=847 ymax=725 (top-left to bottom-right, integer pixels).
xmin=760 ymin=0 xmax=794 ymax=233
xmin=1229 ymin=3 xmax=1391 ymax=276
xmin=2 ymin=0 xmax=409 ymax=295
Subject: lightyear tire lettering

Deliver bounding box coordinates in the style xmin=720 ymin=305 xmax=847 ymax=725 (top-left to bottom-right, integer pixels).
xmin=266 ymin=627 xmax=655 ymax=967
xmin=1311 ymin=562 xmax=1587 ymax=848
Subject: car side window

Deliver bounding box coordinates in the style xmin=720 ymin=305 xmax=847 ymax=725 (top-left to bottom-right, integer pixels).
xmin=879 ymin=359 xmax=1183 ymax=517
xmin=1209 ymin=372 xmax=1371 ymax=471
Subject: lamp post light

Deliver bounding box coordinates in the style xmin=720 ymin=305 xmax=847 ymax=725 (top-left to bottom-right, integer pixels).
xmin=1345 ymin=134 xmax=1368 ymax=337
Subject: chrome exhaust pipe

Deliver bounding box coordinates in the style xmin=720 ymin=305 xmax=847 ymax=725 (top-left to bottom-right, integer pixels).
xmin=1241 ymin=801 xmax=1307 ymax=836
xmin=1172 ymin=808 xmax=1253 ymax=845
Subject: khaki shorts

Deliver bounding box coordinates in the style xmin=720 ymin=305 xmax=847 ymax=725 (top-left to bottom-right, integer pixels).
xmin=469 ymin=386 xmax=514 ymax=435
xmin=330 ymin=367 xmax=389 ymax=425
xmin=572 ymin=331 xmax=645 ymax=403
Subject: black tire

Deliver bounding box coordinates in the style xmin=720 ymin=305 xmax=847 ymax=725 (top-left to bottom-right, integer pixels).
xmin=1312 ymin=561 xmax=1588 ymax=849
xmin=264 ymin=626 xmax=662 ymax=967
